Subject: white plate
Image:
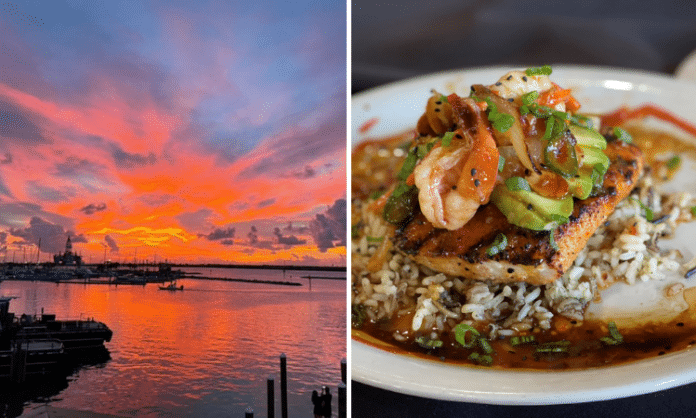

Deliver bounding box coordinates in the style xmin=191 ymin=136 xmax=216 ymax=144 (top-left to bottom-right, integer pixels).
xmin=351 ymin=65 xmax=696 ymax=405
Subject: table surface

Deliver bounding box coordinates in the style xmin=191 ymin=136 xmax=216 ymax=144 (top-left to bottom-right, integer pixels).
xmin=351 ymin=1 xmax=696 ymax=415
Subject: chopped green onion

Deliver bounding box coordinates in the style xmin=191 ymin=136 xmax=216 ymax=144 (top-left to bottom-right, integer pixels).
xmin=397 ymin=149 xmax=418 ymax=181
xmin=535 ymin=340 xmax=570 ymax=354
xmin=691 ymin=206 xmax=696 ymax=217
xmin=369 ymin=190 xmax=384 ymax=200
xmin=351 ymin=224 xmax=360 ymax=239
xmin=629 ymin=196 xmax=654 ymax=221
xmin=454 ymin=323 xmax=480 ymax=349
xmin=415 ymin=336 xmax=444 ymax=349
xmin=570 ymin=114 xmax=592 ymax=128
xmin=505 ymin=176 xmax=531 ymax=192
xmin=487 ymin=233 xmax=508 ymax=257
xmin=441 ymin=131 xmax=455 ymax=147
xmin=416 ymin=144 xmax=429 ymax=159
xmin=519 ymin=105 xmax=530 ymax=115
xmin=391 ymin=182 xmax=413 ymax=198
xmin=613 ymin=127 xmax=633 ymax=143
xmin=366 ymin=236 xmax=383 ymax=243
xmin=552 ymin=110 xmax=571 ymax=121
xmin=600 ymin=321 xmax=624 ymax=346
xmin=498 ymin=155 xmax=506 ymax=173
xmin=521 ymin=90 xmax=539 ymax=106
xmin=478 ymin=337 xmax=494 ymax=354
xmin=439 ymin=95 xmax=449 ymax=104
xmin=666 ymin=155 xmax=681 ymax=170
xmin=510 ymin=335 xmax=537 ymax=346
xmin=549 ymin=230 xmax=559 ymax=251
xmin=351 ymin=304 xmax=367 ymax=328
xmin=543 ymin=116 xmax=556 ymax=140
xmin=525 ymin=65 xmax=553 ymax=76
xmin=477 ymin=97 xmax=515 ymax=133
xmin=468 ymin=352 xmax=493 ymax=366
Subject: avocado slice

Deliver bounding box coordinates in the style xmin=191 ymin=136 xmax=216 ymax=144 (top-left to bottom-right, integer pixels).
xmin=569 ymin=125 xmax=607 ymax=150
xmin=490 ymin=184 xmax=573 ymax=231
xmin=579 ymin=145 xmax=610 ymax=172
xmin=566 ymin=165 xmax=594 ymax=200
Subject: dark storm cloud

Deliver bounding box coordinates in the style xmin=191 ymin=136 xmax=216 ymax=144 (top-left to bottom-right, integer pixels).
xmin=273 ymin=227 xmax=306 ymax=247
xmin=202 ymin=227 xmax=236 ymax=241
xmin=284 ymin=221 xmax=309 ymax=234
xmin=80 ymin=202 xmax=107 ymax=215
xmin=26 ymin=181 xmax=72 ymax=203
xmin=9 ymin=216 xmax=86 ymax=254
xmin=309 ymin=198 xmax=346 ymax=252
xmin=220 ymin=239 xmax=235 ymax=246
xmin=257 ymin=198 xmax=276 ymax=209
xmin=290 ymin=165 xmax=316 ymax=179
xmin=104 ymin=234 xmax=119 ymax=253
xmin=247 ymin=225 xmax=258 ymax=244
xmin=110 ymin=143 xmax=157 ymax=168
xmin=0 ymin=100 xmax=49 ymax=143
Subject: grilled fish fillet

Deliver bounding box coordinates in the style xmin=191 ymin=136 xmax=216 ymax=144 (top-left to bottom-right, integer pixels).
xmin=393 ymin=140 xmax=644 ymax=286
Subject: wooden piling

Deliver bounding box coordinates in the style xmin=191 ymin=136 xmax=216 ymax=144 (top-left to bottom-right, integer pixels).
xmin=338 ymin=382 xmax=346 ymax=418
xmin=267 ymin=374 xmax=275 ymax=418
xmin=340 ymin=357 xmax=346 ymax=383
xmin=280 ymin=353 xmax=288 ymax=418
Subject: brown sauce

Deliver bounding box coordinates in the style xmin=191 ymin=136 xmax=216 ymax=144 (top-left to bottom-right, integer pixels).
xmin=354 ymin=296 xmax=696 ymax=370
xmin=352 ymin=123 xmax=696 ymax=370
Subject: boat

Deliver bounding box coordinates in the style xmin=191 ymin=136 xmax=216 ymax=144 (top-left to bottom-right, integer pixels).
xmin=159 ymin=281 xmax=184 ymax=291
xmin=0 ymin=297 xmax=112 ymax=383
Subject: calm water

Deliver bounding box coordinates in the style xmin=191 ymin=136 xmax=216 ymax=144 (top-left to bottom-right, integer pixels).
xmin=0 ymin=268 xmax=346 ymax=417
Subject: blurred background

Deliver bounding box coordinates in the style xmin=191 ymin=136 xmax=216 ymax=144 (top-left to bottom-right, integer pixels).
xmin=352 ymin=0 xmax=696 ymax=94
xmin=351 ymin=1 xmax=696 ymax=417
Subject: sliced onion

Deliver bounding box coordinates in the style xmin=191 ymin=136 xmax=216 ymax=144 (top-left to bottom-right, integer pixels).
xmin=472 ymin=85 xmax=536 ymax=173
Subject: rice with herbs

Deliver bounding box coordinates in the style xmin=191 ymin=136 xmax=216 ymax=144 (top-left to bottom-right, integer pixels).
xmin=351 ymin=169 xmax=695 ymax=342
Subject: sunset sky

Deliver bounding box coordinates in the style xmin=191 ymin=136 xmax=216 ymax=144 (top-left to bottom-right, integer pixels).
xmin=0 ymin=1 xmax=346 ymax=266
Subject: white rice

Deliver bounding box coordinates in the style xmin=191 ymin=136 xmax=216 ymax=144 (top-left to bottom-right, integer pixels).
xmin=352 ymin=173 xmax=696 ymax=341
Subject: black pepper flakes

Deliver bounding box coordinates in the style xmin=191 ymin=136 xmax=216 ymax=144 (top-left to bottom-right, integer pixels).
xmin=495 ymin=81 xmax=502 ymax=86
xmin=507 ymin=268 xmax=514 ymax=273
xmin=474 ymin=179 xmax=481 ymax=187
xmin=522 ymin=76 xmax=528 ymax=82
xmin=451 ymin=185 xmax=457 ymax=190
xmin=507 ymin=98 xmax=514 ymax=102
xmin=434 ymin=108 xmax=441 ymax=112
xmin=507 ymin=75 xmax=513 ymax=80
xmin=470 ymin=168 xmax=477 ymax=176
xmin=435 ymin=101 xmax=442 ymax=105
xmin=527 ymin=204 xmax=533 ymax=210
xmin=455 ymin=133 xmax=463 ymax=139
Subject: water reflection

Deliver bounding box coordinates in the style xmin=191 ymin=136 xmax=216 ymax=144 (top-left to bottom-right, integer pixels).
xmin=0 ymin=269 xmax=346 ymax=417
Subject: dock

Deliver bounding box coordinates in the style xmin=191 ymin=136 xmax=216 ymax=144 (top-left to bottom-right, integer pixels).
xmin=21 ymin=406 xmax=125 ymax=418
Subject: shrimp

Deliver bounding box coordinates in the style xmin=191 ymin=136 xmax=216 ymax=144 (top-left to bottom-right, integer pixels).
xmin=413 ymin=96 xmax=500 ymax=230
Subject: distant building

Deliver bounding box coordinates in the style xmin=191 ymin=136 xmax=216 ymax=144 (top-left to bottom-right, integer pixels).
xmin=53 ymin=236 xmax=82 ymax=266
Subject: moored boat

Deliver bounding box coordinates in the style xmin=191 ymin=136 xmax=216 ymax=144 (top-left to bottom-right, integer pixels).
xmin=159 ymin=281 xmax=184 ymax=291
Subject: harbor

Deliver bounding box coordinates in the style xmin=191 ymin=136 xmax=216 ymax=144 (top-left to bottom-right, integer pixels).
xmin=0 ymin=270 xmax=345 ymax=417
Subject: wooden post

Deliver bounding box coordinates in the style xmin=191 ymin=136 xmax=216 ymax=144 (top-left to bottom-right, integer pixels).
xmin=267 ymin=374 xmax=275 ymax=418
xmin=338 ymin=382 xmax=346 ymax=418
xmin=340 ymin=358 xmax=346 ymax=383
xmin=245 ymin=407 xmax=254 ymax=418
xmin=280 ymin=353 xmax=288 ymax=418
